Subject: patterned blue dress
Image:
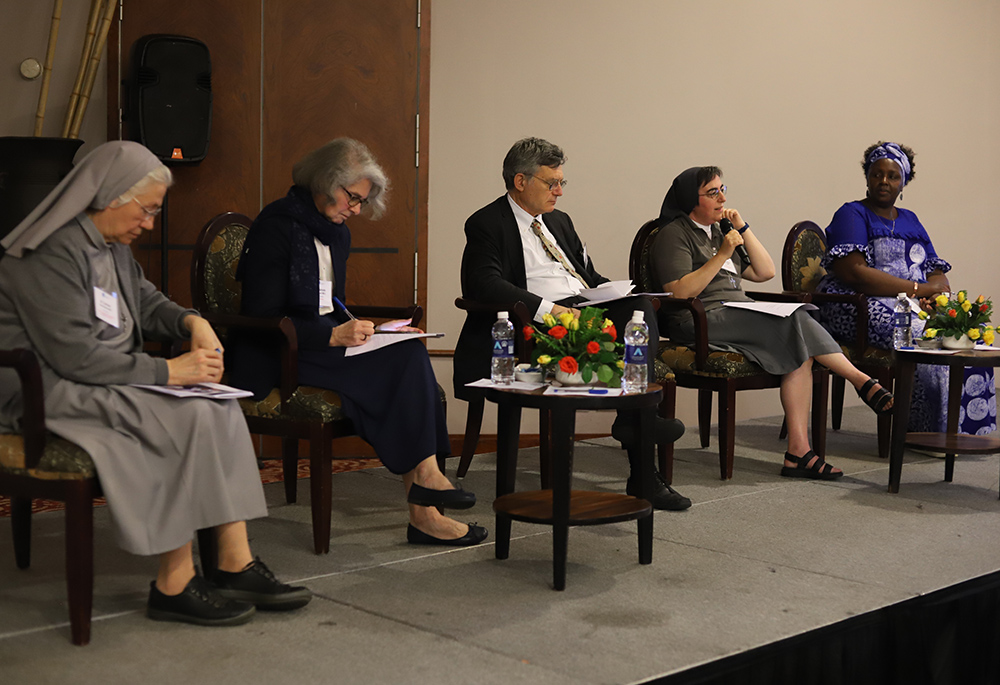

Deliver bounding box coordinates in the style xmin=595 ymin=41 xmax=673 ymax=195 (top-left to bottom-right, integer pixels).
xmin=815 ymin=201 xmax=996 ymax=434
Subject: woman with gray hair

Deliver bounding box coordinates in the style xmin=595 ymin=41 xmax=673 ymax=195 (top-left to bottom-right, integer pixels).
xmin=232 ymin=138 xmax=487 ymax=547
xmin=0 ymin=141 xmax=311 ymax=627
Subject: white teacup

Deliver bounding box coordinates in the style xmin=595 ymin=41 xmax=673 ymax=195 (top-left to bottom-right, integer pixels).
xmin=514 ymin=364 xmax=543 ymax=383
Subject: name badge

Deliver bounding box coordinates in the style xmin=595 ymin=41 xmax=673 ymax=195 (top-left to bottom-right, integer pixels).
xmin=318 ymin=280 xmax=333 ymax=311
xmin=93 ymin=287 xmax=120 ymax=328
xmin=721 ymin=259 xmax=738 ymax=274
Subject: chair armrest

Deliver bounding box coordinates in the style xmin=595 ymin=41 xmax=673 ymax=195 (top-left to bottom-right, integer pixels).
xmin=201 ymin=312 xmax=301 ymax=402
xmin=746 ymin=290 xmax=809 ymax=303
xmin=353 ymin=304 xmax=424 ymax=328
xmin=652 ymin=296 xmax=711 ymax=368
xmin=455 ymin=298 xmax=534 ymax=363
xmin=0 ymin=349 xmax=46 ymax=466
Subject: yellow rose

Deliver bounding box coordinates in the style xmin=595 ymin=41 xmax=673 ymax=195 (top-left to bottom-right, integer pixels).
xmin=557 ymin=311 xmax=575 ymax=327
xmin=917 ymin=309 xmax=928 ymax=320
xmin=961 ymin=300 xmax=972 ymax=312
xmin=957 ymin=290 xmax=966 ymax=304
xmin=536 ymin=354 xmax=552 ymax=366
xmin=968 ymin=328 xmax=981 ymax=340
xmin=985 ymin=330 xmax=995 ymax=345
xmin=616 ymin=359 xmax=625 ymax=369
xmin=603 ymin=318 xmax=614 ymax=329
xmin=924 ymin=328 xmax=938 ymax=339
xmin=567 ymin=318 xmax=580 ymax=331
xmin=935 ymin=294 xmax=949 ymax=308
xmin=542 ymin=313 xmax=556 ymax=328
xmin=977 ymin=294 xmax=986 ymax=304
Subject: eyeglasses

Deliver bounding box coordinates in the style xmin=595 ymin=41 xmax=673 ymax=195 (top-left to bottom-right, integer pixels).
xmin=340 ymin=186 xmax=370 ymax=208
xmin=699 ymin=185 xmax=726 ymax=199
xmin=530 ymin=175 xmax=569 ymax=192
xmin=132 ymin=197 xmax=162 ymax=218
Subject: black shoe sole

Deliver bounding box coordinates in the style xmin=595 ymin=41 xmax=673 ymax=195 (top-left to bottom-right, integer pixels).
xmin=406 ymin=523 xmax=489 ymax=546
xmin=406 ymin=484 xmax=477 ymax=510
xmin=147 ymin=605 xmax=256 ymax=626
xmin=213 ymin=588 xmax=313 ymax=611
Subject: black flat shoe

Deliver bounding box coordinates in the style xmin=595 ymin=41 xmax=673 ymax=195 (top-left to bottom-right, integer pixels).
xmin=147 ymin=573 xmax=256 ymax=626
xmin=626 ymin=470 xmax=692 ymax=511
xmin=210 ymin=557 xmax=312 ymax=611
xmin=406 ymin=523 xmax=489 ymax=546
xmin=407 ymin=483 xmax=477 ymax=509
xmin=612 ymin=416 xmax=685 ymax=449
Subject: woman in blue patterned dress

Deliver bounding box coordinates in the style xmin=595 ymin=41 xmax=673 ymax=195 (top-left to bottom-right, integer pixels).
xmin=816 ymin=142 xmax=996 ymax=434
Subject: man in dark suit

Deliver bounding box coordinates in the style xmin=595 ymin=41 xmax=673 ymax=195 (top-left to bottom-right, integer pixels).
xmin=454 ymin=137 xmax=690 ymax=511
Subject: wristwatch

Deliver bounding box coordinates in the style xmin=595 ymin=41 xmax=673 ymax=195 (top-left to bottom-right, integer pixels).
xmin=738 ymin=222 xmax=750 ymax=235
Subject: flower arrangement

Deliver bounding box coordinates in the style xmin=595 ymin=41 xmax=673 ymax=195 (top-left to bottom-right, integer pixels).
xmin=523 ymin=306 xmax=624 ymax=385
xmin=919 ymin=291 xmax=994 ymax=345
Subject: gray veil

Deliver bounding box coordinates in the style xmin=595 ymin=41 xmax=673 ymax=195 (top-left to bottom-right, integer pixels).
xmin=1 ymin=141 xmax=162 ymax=259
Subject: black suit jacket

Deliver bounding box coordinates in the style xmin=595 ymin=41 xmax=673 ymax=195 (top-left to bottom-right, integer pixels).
xmin=453 ymin=195 xmax=608 ymax=399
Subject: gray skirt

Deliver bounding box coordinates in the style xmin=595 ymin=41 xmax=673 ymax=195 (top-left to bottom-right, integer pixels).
xmin=45 ymin=383 xmax=267 ymax=556
xmin=671 ymin=307 xmax=842 ymax=376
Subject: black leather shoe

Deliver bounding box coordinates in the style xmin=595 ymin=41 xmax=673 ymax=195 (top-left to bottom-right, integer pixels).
xmin=211 ymin=557 xmax=312 ymax=611
xmin=406 ymin=523 xmax=489 ymax=546
xmin=147 ymin=573 xmax=256 ymax=626
xmin=612 ymin=416 xmax=685 ymax=449
xmin=626 ymin=471 xmax=692 ymax=511
xmin=407 ymin=483 xmax=477 ymax=509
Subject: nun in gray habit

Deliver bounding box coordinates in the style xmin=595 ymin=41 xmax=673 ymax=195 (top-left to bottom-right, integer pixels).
xmin=649 ymin=166 xmax=894 ymax=481
xmin=0 ymin=141 xmax=310 ymax=626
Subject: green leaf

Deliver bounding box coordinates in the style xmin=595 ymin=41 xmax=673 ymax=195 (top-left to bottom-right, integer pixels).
xmin=596 ymin=364 xmax=613 ymax=383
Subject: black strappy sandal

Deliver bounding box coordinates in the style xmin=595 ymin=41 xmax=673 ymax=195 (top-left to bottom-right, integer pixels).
xmin=857 ymin=378 xmax=893 ymax=415
xmin=780 ymin=451 xmax=844 ymax=481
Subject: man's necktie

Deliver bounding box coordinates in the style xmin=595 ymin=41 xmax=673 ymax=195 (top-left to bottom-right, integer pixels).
xmin=530 ymin=219 xmax=589 ymax=288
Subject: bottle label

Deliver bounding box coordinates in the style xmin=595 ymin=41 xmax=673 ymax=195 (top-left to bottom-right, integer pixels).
xmin=894 ymin=312 xmax=908 ymax=326
xmin=625 ymin=344 xmax=646 ymax=365
xmin=493 ymin=339 xmax=514 ymax=357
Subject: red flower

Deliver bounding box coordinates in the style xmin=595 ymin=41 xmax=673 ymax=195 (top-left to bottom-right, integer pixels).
xmin=948 ymin=309 xmax=957 ymax=318
xmin=549 ymin=325 xmax=568 ymax=339
xmin=602 ymin=325 xmax=617 ymax=340
xmin=558 ymin=356 xmax=579 ymax=374
xmin=981 ymin=303 xmax=990 ymax=314
xmin=523 ymin=325 xmax=534 ymax=341
xmin=586 ymin=340 xmax=601 ymax=354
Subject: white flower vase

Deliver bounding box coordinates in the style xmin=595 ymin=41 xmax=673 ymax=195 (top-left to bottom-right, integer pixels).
xmin=555 ymin=369 xmax=589 ymax=386
xmin=941 ymin=333 xmax=975 ymax=350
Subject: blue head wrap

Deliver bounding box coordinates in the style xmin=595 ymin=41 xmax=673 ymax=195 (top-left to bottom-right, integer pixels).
xmin=865 ymin=142 xmax=911 ymax=186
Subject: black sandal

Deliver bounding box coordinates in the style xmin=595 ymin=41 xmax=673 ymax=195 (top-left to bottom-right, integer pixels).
xmin=780 ymin=451 xmax=843 ymax=481
xmin=857 ymin=378 xmax=893 ymax=415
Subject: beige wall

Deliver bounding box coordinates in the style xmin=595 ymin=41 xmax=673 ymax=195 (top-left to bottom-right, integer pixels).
xmin=428 ymin=0 xmax=1000 ymax=435
xmin=2 ymin=3 xmax=108 ymax=156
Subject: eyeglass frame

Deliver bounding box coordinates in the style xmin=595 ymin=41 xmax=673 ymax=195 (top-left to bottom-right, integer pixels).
xmin=699 ymin=184 xmax=727 ymax=199
xmin=131 ymin=197 xmax=162 ymax=218
xmin=339 ymin=185 xmax=370 ymax=208
xmin=528 ymin=174 xmax=569 ymax=192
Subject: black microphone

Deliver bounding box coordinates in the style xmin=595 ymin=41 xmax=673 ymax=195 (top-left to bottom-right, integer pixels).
xmin=719 ymin=218 xmax=751 ymax=266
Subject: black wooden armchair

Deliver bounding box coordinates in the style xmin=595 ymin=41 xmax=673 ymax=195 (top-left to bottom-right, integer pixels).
xmin=192 ymin=211 xmax=434 ymax=554
xmin=629 ymin=218 xmax=829 ymax=480
xmin=781 ymin=220 xmax=893 ymax=459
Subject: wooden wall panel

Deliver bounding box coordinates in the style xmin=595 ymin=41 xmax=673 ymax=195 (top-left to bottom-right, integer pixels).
xmin=262 ymin=0 xmax=421 ymax=310
xmin=110 ymin=1 xmax=262 ymax=306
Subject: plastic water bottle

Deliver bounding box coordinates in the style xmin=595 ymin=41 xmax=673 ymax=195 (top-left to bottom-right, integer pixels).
xmin=491 ymin=311 xmax=515 ymax=385
xmin=623 ymin=310 xmax=649 ymax=394
xmin=893 ymin=292 xmax=912 ymax=350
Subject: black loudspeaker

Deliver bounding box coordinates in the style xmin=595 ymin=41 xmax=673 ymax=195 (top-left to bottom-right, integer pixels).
xmin=126 ymin=35 xmax=211 ymax=164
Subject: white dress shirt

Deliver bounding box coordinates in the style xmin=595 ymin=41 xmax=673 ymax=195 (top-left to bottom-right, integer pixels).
xmin=506 ymin=194 xmax=585 ymax=322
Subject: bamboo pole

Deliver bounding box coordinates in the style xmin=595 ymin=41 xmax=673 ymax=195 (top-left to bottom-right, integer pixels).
xmin=69 ymin=0 xmax=120 ymax=139
xmin=33 ymin=0 xmax=64 ymax=137
xmin=62 ymin=0 xmax=104 ymax=138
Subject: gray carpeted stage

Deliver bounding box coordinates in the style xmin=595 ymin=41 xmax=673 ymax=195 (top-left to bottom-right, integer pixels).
xmin=1 ymin=405 xmax=998 ymax=684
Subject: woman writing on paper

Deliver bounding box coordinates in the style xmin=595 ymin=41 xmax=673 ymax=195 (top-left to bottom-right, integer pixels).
xmin=232 ymin=138 xmax=486 ymax=547
xmin=649 ymin=166 xmax=894 ymax=480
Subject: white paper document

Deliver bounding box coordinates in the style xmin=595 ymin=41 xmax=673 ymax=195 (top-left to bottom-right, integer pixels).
xmin=344 ymin=331 xmax=444 ymax=357
xmin=543 ymin=386 xmax=624 ymax=396
xmin=465 ymin=379 xmax=546 ymax=391
xmin=579 ymin=280 xmax=635 ymax=305
xmin=723 ymin=301 xmax=818 ymax=317
xmin=131 ymin=382 xmax=253 ymax=399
